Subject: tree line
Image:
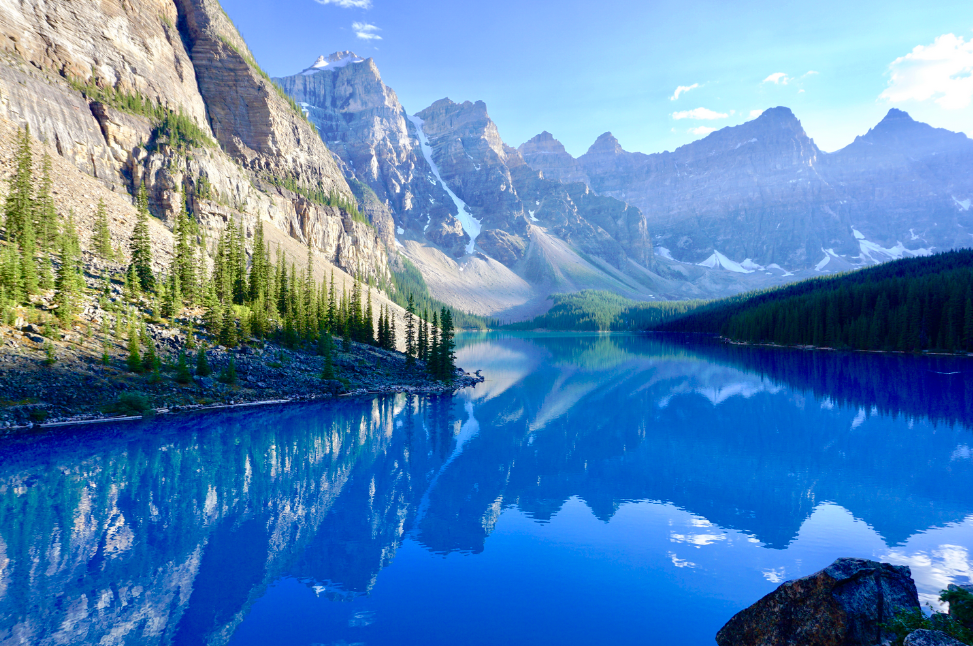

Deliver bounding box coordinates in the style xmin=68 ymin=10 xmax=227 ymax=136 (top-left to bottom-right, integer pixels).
xmin=505 ymin=290 xmax=701 ymax=331
xmin=654 ymin=250 xmax=973 ymax=353
xmin=0 ymin=126 xmax=458 ymax=381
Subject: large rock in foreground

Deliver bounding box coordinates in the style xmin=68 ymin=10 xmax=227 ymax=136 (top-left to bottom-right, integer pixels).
xmin=904 ymin=629 xmax=969 ymax=646
xmin=716 ymin=558 xmax=919 ymax=646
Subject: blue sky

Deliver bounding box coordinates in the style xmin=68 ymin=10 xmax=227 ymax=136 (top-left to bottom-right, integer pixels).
xmin=221 ymin=0 xmax=973 ymax=156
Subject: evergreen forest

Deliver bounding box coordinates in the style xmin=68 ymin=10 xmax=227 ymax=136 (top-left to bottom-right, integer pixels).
xmin=654 ymin=250 xmax=973 ymax=353
xmin=0 ymin=126 xmax=459 ymax=383
xmin=507 ymin=290 xmax=700 ymax=331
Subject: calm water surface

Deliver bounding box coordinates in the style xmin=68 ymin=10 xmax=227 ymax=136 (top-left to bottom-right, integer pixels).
xmin=1 ymin=333 xmax=972 ymax=645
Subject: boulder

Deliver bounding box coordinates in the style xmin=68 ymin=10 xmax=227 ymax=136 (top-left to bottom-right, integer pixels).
xmin=716 ymin=558 xmax=920 ymax=646
xmin=904 ymin=630 xmax=969 ymax=646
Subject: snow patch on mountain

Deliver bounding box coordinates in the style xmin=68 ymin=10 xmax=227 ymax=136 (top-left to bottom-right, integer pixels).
xmin=765 ymin=263 xmax=794 ymax=277
xmin=697 ymin=250 xmax=753 ymax=273
xmin=858 ymin=238 xmax=932 ymax=263
xmin=408 ymin=114 xmax=482 ymax=254
xmin=301 ymin=52 xmax=365 ymax=75
xmin=954 ymin=196 xmax=971 ymax=211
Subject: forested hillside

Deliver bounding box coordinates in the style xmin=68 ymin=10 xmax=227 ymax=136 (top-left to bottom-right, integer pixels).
xmin=653 ymin=250 xmax=973 ymax=353
xmin=507 ymin=290 xmax=700 ymax=331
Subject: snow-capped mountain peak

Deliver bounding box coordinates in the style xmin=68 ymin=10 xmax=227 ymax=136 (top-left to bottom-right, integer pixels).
xmin=301 ymin=51 xmax=365 ymax=75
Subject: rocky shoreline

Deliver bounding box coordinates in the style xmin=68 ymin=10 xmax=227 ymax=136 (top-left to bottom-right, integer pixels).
xmin=0 ymin=319 xmax=484 ymax=433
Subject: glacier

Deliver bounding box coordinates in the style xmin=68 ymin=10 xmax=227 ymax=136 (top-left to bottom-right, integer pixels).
xmin=407 ymin=114 xmax=482 ymax=254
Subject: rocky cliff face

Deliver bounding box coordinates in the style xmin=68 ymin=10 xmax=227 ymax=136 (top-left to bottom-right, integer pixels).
xmin=274 ymin=53 xmax=460 ymax=254
xmin=0 ymin=0 xmax=389 ymax=283
xmin=412 ymin=98 xmax=653 ymax=271
xmin=519 ymin=131 xmax=590 ymax=186
xmin=522 ymin=108 xmax=973 ymax=271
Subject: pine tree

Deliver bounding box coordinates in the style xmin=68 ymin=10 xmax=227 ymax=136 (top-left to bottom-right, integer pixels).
xmin=127 ymin=328 xmax=142 ymax=373
xmin=231 ymin=221 xmax=247 ymax=305
xmin=129 ymin=183 xmax=154 ymax=292
xmin=186 ymin=320 xmax=197 ymax=350
xmin=54 ymin=212 xmax=83 ymax=324
xmin=93 ymin=198 xmax=113 ymax=261
xmin=364 ymin=287 xmax=375 ymax=345
xmin=405 ymin=294 xmax=416 ymax=363
xmin=203 ymin=282 xmax=221 ymax=334
xmin=196 ymin=345 xmax=211 ymax=377
xmin=439 ymin=307 xmax=455 ymax=380
xmin=249 ymin=221 xmax=267 ymax=302
xmin=142 ymin=336 xmax=159 ymax=373
xmin=428 ymin=311 xmax=440 ymax=378
xmin=419 ymin=310 xmax=429 ymax=361
xmin=326 ymin=271 xmax=337 ymax=333
xmin=218 ymin=356 xmax=237 ymax=385
xmin=384 ymin=305 xmax=393 ymax=350
xmin=219 ymin=304 xmax=237 ymax=348
xmin=4 ymin=126 xmax=33 ymax=244
xmin=172 ymin=194 xmax=196 ymax=304
xmin=34 ymin=153 xmax=57 ymax=252
xmin=351 ymin=279 xmax=363 ymax=342
xmin=175 ymin=350 xmax=192 ymax=384
xmin=321 ymin=330 xmax=335 ymax=380
xmin=19 ymin=214 xmax=38 ymax=297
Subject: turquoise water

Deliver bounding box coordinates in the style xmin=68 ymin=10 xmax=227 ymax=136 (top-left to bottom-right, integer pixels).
xmin=1 ymin=332 xmax=972 ymax=645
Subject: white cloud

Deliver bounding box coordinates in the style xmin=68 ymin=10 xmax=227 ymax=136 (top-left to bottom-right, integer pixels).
xmin=670 ymin=83 xmax=699 ymax=101
xmin=880 ymin=33 xmax=973 ymax=109
xmin=689 ymin=126 xmax=717 ymax=136
xmin=763 ymin=72 xmax=790 ymax=85
xmin=314 ymin=0 xmax=372 ymax=7
xmin=749 ymin=109 xmax=764 ymax=118
xmin=353 ymin=21 xmax=382 ymax=40
xmin=672 ymin=107 xmax=729 ymax=120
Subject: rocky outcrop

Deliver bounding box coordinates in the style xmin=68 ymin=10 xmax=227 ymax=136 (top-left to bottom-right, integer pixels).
xmin=477 ymin=228 xmax=528 ymax=266
xmin=415 ymin=98 xmax=527 ymax=234
xmin=518 ymin=131 xmax=590 ymax=186
xmin=716 ymin=558 xmax=920 ymax=646
xmin=274 ymin=53 xmax=447 ymax=248
xmin=172 ymin=0 xmax=350 ymax=199
xmin=904 ymin=630 xmax=969 ymax=646
xmin=521 ymin=108 xmax=973 ymax=271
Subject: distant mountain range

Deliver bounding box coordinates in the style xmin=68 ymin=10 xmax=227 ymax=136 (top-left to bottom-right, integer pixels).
xmin=522 ymin=107 xmax=973 ymax=271
xmin=276 ymin=52 xmax=973 ymax=317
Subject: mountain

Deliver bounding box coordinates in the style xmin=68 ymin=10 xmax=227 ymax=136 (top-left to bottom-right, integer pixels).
xmin=0 ymin=0 xmax=389 ymax=282
xmin=521 ymin=108 xmax=973 ymax=273
xmin=278 ymin=57 xmax=785 ymax=318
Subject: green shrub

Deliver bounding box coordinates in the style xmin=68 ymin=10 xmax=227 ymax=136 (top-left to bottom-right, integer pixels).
xmin=884 ymin=607 xmax=973 ymax=646
xmin=104 ymin=392 xmax=152 ymax=416
xmin=218 ymin=357 xmax=237 ymax=385
xmin=28 ymin=408 xmax=48 ymax=423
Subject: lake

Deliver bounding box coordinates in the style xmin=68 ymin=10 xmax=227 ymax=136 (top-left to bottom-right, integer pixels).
xmin=1 ymin=332 xmax=972 ymax=645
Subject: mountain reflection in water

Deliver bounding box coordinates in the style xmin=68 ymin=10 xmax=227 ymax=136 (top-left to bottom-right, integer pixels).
xmin=1 ymin=333 xmax=971 ymax=646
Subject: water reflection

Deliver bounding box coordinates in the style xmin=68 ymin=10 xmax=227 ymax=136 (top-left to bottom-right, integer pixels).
xmin=0 ymin=333 xmax=970 ymax=646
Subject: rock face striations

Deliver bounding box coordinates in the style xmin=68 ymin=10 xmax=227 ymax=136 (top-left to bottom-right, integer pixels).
xmin=521 ymin=108 xmax=973 ymax=271
xmin=0 ymin=0 xmax=389 ymax=282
